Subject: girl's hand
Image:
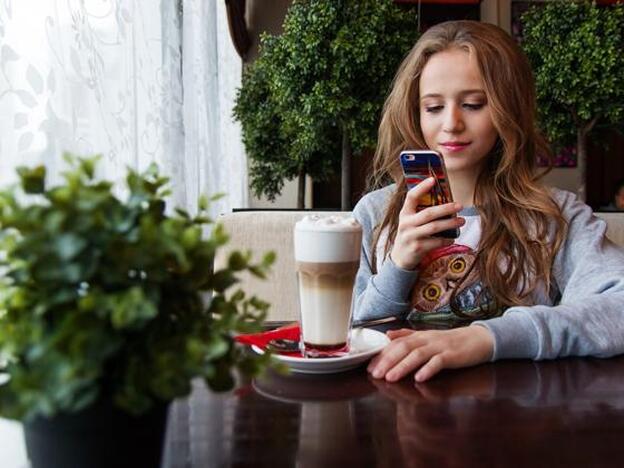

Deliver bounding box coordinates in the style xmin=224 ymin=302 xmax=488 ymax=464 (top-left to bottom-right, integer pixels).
xmin=390 ymin=177 xmax=465 ymax=271
xmin=367 ymin=326 xmax=494 ymax=382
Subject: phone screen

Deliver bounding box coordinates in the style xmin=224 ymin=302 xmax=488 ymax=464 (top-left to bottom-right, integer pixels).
xmin=399 ymin=150 xmax=458 ymax=238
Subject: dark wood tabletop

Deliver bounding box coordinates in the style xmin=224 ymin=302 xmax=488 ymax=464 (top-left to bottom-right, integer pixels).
xmin=161 ymin=321 xmax=624 ymax=468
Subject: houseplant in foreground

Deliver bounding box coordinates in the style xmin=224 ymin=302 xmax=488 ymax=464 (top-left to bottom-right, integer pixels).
xmin=0 ymin=155 xmax=275 ymax=468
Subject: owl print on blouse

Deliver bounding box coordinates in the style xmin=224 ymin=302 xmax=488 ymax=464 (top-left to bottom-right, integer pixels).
xmin=407 ymin=244 xmax=502 ymax=322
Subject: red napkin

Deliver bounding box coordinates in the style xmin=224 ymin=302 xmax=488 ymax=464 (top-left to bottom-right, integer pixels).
xmin=235 ymin=323 xmax=349 ymax=358
xmin=235 ymin=323 xmax=302 ymax=357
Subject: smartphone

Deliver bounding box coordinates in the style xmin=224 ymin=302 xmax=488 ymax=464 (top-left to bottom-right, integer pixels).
xmin=399 ymin=150 xmax=459 ymax=239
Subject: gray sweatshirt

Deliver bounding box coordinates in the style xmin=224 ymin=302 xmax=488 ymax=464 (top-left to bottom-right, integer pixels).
xmin=352 ymin=185 xmax=624 ymax=361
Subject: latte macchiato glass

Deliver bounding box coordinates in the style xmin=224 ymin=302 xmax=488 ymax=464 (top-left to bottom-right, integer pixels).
xmin=294 ymin=215 xmax=362 ymax=357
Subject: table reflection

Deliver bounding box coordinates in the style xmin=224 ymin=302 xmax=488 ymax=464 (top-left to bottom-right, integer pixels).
xmin=245 ymin=369 xmax=378 ymax=467
xmin=373 ymin=357 xmax=624 ymax=467
xmin=163 ymin=355 xmax=624 ymax=467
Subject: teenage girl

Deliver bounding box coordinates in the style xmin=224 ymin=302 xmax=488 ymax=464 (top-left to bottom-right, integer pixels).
xmin=353 ymin=21 xmax=624 ymax=383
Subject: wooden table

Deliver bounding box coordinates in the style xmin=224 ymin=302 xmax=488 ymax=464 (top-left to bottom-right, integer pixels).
xmin=161 ymin=321 xmax=624 ymax=467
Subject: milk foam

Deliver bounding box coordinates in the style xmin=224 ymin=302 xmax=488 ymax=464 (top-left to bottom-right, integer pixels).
xmin=294 ymin=215 xmax=362 ymax=263
xmin=295 ymin=214 xmax=361 ymax=232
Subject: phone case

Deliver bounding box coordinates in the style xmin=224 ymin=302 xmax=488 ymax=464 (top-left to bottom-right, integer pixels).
xmin=399 ymin=150 xmax=459 ymax=239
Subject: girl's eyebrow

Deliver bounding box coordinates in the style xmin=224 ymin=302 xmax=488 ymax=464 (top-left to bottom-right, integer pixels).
xmin=420 ymin=89 xmax=486 ymax=100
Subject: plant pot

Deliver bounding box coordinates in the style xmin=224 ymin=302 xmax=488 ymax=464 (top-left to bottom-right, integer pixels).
xmin=24 ymin=397 xmax=169 ymax=468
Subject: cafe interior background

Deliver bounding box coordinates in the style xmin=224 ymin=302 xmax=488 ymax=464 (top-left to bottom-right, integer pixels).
xmin=0 ymin=0 xmax=622 ymax=217
xmin=0 ymin=0 xmax=623 ymax=466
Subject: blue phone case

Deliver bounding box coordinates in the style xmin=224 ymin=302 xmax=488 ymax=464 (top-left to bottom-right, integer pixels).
xmin=399 ymin=150 xmax=459 ymax=239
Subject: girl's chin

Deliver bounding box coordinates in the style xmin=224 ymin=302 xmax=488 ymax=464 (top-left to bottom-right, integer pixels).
xmin=444 ymin=160 xmax=484 ymax=175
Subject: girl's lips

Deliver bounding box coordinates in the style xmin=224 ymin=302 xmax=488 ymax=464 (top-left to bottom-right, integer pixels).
xmin=440 ymin=142 xmax=471 ymax=152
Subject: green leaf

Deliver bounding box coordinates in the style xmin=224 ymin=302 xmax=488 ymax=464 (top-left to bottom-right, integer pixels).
xmin=197 ymin=195 xmax=209 ymax=212
xmin=204 ymin=335 xmax=229 ymax=360
xmin=181 ymin=226 xmax=201 ymax=250
xmin=78 ymin=155 xmax=101 ymax=180
xmin=16 ymin=166 xmax=46 ymax=194
xmin=53 ymin=233 xmax=87 ymax=261
xmin=109 ymin=287 xmax=158 ymax=329
xmin=209 ymin=193 xmax=226 ymax=202
xmin=211 ymin=270 xmax=238 ymax=292
xmin=228 ymin=251 xmax=250 ymax=271
xmin=262 ymin=251 xmax=276 ymax=268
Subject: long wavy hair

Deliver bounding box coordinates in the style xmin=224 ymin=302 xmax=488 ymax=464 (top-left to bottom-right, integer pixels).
xmin=369 ymin=20 xmax=567 ymax=311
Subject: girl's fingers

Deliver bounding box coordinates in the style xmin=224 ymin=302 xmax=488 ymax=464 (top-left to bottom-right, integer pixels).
xmin=413 ymin=216 xmax=465 ymax=238
xmin=397 ymin=235 xmax=454 ymax=253
xmin=415 ymin=354 xmax=446 ymax=382
xmin=386 ymin=329 xmax=414 ymax=340
xmin=368 ymin=335 xmax=426 ymax=379
xmin=370 ymin=328 xmax=494 ymax=383
xmin=385 ymin=346 xmax=434 ymax=382
xmin=411 ymin=202 xmax=463 ymax=225
xmin=400 ymin=178 xmax=436 ymax=216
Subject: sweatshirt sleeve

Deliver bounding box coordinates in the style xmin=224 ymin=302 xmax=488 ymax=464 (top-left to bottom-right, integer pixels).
xmin=352 ymin=189 xmax=419 ymax=322
xmin=474 ymin=190 xmax=624 ymax=361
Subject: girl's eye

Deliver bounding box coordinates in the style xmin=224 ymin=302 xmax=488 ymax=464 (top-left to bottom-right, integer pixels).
xmin=424 ymin=106 xmax=443 ymax=113
xmin=463 ymin=103 xmax=484 ymax=110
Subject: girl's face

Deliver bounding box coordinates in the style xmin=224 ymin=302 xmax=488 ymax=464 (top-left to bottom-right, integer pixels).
xmin=419 ymin=48 xmax=498 ymax=177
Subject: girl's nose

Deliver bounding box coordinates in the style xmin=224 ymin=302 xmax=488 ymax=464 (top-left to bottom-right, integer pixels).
xmin=443 ymin=105 xmax=465 ymax=133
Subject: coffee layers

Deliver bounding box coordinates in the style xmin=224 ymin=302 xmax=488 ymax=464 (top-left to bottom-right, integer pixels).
xmin=294 ymin=215 xmax=363 ymax=350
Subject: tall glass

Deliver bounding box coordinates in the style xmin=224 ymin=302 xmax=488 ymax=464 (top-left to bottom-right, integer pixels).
xmin=293 ymin=215 xmax=362 ymax=357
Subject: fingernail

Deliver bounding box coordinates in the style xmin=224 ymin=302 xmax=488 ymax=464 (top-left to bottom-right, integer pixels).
xmin=454 ymin=202 xmax=463 ymax=210
xmin=373 ymin=370 xmax=383 ymax=379
xmin=415 ymin=372 xmax=424 ymax=382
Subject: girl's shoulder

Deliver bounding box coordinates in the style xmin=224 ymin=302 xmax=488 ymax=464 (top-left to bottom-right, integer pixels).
xmin=549 ymin=187 xmax=577 ymax=208
xmin=548 ymin=187 xmax=593 ymax=221
xmin=353 ymin=184 xmax=396 ymax=229
xmin=547 ymin=187 xmax=612 ymax=250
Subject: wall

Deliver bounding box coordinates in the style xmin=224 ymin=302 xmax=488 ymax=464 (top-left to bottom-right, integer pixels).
xmin=481 ymin=0 xmax=511 ymax=32
xmin=541 ymin=168 xmax=581 ymax=194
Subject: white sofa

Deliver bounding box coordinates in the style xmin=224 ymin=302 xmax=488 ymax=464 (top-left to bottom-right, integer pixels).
xmin=214 ymin=211 xmax=624 ymax=321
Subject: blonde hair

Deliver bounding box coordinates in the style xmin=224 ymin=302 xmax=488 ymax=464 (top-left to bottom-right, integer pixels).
xmin=369 ymin=20 xmax=567 ymax=311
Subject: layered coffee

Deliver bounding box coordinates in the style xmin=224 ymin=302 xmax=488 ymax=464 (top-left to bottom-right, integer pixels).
xmin=294 ymin=215 xmax=362 ymax=355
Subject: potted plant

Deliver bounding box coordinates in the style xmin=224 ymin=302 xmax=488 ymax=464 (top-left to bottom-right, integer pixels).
xmin=233 ymin=0 xmax=419 ymax=209
xmin=521 ymin=1 xmax=624 ymax=200
xmin=0 ymin=155 xmax=275 ymax=468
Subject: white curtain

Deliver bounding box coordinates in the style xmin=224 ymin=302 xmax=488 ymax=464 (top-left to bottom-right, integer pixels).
xmin=0 ymin=0 xmax=247 ymax=217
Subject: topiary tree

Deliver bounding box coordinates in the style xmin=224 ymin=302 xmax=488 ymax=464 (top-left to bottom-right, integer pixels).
xmin=521 ymin=1 xmax=624 ymax=200
xmin=234 ymin=0 xmax=419 ymax=209
xmin=233 ymin=47 xmax=338 ymax=208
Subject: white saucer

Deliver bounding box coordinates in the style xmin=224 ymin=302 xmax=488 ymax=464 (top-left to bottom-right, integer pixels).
xmin=252 ymin=328 xmax=390 ymax=374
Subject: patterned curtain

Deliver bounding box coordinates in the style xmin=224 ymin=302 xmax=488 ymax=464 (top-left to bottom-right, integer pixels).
xmin=0 ymin=0 xmax=246 ymax=217
xmin=0 ymin=1 xmax=245 ymax=464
